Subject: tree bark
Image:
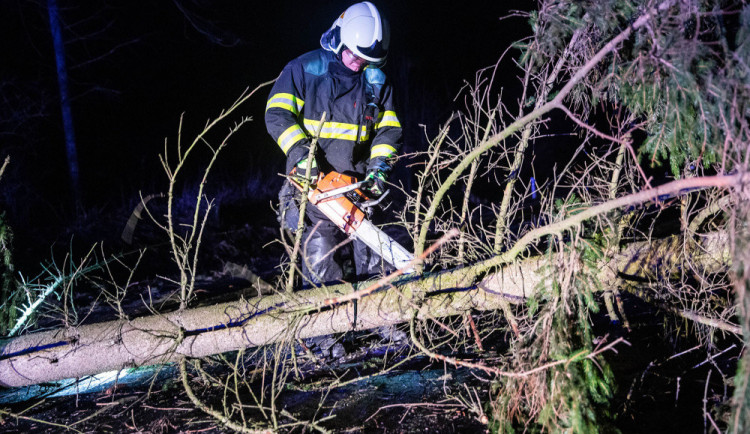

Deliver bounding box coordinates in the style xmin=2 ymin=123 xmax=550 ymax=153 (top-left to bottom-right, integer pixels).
xmin=0 ymin=232 xmax=729 ymax=388
xmin=47 ymin=0 xmax=80 ymax=203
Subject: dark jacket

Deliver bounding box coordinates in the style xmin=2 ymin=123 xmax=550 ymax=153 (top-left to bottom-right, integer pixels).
xmin=265 ymin=48 xmax=402 ymax=176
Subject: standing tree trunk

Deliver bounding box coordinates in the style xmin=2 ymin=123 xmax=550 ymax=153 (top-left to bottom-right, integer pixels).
xmin=47 ymin=0 xmax=80 ymax=204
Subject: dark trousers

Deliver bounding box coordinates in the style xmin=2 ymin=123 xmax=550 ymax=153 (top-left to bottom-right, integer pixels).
xmin=278 ymin=180 xmax=391 ymax=287
xmin=300 ymin=204 xmax=390 ymax=285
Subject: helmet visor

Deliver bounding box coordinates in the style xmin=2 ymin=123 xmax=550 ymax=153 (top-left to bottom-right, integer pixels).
xmin=341 ymin=48 xmax=370 ymax=71
xmin=355 ymin=39 xmax=387 ymax=62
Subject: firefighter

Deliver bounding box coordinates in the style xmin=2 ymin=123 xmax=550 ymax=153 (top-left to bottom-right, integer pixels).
xmin=266 ymin=1 xmax=402 ymax=286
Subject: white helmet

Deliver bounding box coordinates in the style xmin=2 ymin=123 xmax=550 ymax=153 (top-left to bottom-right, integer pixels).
xmin=320 ymin=2 xmax=390 ymax=65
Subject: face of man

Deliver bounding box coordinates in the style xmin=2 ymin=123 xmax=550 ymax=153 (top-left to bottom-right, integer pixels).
xmin=341 ymin=48 xmax=368 ymax=72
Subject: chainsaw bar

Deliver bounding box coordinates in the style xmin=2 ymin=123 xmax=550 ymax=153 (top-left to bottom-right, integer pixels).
xmin=352 ymin=219 xmax=415 ymax=273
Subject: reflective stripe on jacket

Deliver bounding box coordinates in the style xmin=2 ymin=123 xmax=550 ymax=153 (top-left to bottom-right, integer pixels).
xmin=265 ymin=49 xmax=402 ymax=175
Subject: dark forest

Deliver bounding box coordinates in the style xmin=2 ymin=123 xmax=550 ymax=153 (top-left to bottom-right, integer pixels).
xmin=1 ymin=1 xmax=749 ymax=433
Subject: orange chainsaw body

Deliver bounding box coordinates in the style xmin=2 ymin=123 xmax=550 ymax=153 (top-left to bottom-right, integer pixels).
xmin=292 ymin=171 xmax=367 ymax=236
xmin=288 ymin=170 xmax=416 ymax=272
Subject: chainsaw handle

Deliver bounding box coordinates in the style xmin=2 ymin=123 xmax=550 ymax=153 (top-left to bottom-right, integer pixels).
xmin=361 ymin=188 xmax=390 ymax=209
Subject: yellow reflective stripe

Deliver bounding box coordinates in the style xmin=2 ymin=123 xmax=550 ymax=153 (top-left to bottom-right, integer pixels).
xmin=277 ymin=124 xmax=307 ymax=154
xmin=327 ymin=121 xmax=358 ymax=130
xmin=304 ymin=119 xmax=359 ymax=132
xmin=359 ymin=127 xmax=371 ymax=142
xmin=370 ymin=144 xmax=397 ymax=159
xmin=302 ymin=119 xmax=322 ymax=136
xmin=303 ymin=119 xmax=368 ymax=141
xmin=266 ymin=93 xmax=305 ymax=115
xmin=374 ymin=110 xmax=401 ymax=129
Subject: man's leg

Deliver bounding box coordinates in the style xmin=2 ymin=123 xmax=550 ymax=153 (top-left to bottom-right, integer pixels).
xmin=352 ymin=237 xmax=393 ymax=280
xmin=301 ymin=216 xmax=348 ymax=285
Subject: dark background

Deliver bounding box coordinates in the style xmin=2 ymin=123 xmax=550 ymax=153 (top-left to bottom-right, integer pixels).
xmin=1 ymin=0 xmax=531 ymax=267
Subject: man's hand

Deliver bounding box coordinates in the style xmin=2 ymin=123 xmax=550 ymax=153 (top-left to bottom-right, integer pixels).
xmin=295 ymin=157 xmax=319 ymax=181
xmin=286 ymin=141 xmax=318 ymax=185
xmin=365 ymin=157 xmax=391 ymax=197
xmin=365 ymin=170 xmax=387 ymax=196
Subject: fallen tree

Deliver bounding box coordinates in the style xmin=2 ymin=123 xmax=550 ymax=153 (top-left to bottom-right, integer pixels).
xmin=0 ymin=220 xmax=732 ymax=388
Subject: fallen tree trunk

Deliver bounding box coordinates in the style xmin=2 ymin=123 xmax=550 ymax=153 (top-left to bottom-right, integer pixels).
xmin=0 ymin=232 xmax=730 ymax=388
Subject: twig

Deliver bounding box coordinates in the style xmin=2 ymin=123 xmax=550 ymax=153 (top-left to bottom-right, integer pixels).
xmin=179 ymin=358 xmax=270 ymax=433
xmin=9 ymin=245 xmax=103 ymax=336
xmin=364 ymin=402 xmax=462 ymax=423
xmin=160 ymin=80 xmax=274 ymax=308
xmin=417 ymin=0 xmax=678 ymax=257
xmin=704 ymin=370 xmax=712 ymax=434
xmin=556 ymin=103 xmax=626 ymax=145
xmin=693 ymin=344 xmax=737 ymax=369
xmin=410 ymin=309 xmax=630 ymax=377
xmin=141 ymin=405 xmax=193 ymax=411
xmin=667 ymin=344 xmax=701 ymax=361
xmin=0 ymin=408 xmax=83 ymax=433
xmin=475 ymin=172 xmax=750 ymax=275
xmin=0 ymin=155 xmax=9 ymax=182
xmin=413 ymin=116 xmax=457 ymax=243
xmin=688 ymin=194 xmax=735 ymax=233
xmin=286 ymin=112 xmax=326 ymax=292
xmin=464 ymin=312 xmax=484 ymax=351
xmin=318 ymin=229 xmax=459 ymax=307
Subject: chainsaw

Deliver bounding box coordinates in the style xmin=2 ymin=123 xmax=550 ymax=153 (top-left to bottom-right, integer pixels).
xmin=289 ymin=170 xmax=415 ymax=273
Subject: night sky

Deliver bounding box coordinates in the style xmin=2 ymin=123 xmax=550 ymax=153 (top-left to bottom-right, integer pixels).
xmin=1 ymin=0 xmax=530 ymax=258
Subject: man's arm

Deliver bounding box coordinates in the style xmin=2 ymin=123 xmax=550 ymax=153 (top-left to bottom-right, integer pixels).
xmin=265 ymin=63 xmax=312 ymax=174
xmin=365 ymin=83 xmax=402 ymax=195
xmin=368 ymin=84 xmax=402 ymax=163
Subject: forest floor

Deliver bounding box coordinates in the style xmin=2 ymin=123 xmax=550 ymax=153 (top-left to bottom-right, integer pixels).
xmin=0 ymin=198 xmax=742 ymax=433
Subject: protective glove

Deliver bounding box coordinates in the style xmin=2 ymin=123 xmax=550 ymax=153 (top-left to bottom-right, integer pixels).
xmin=286 ymin=141 xmax=318 ymax=183
xmin=295 ymin=157 xmax=319 ymax=181
xmin=365 ymin=157 xmax=391 ymax=197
